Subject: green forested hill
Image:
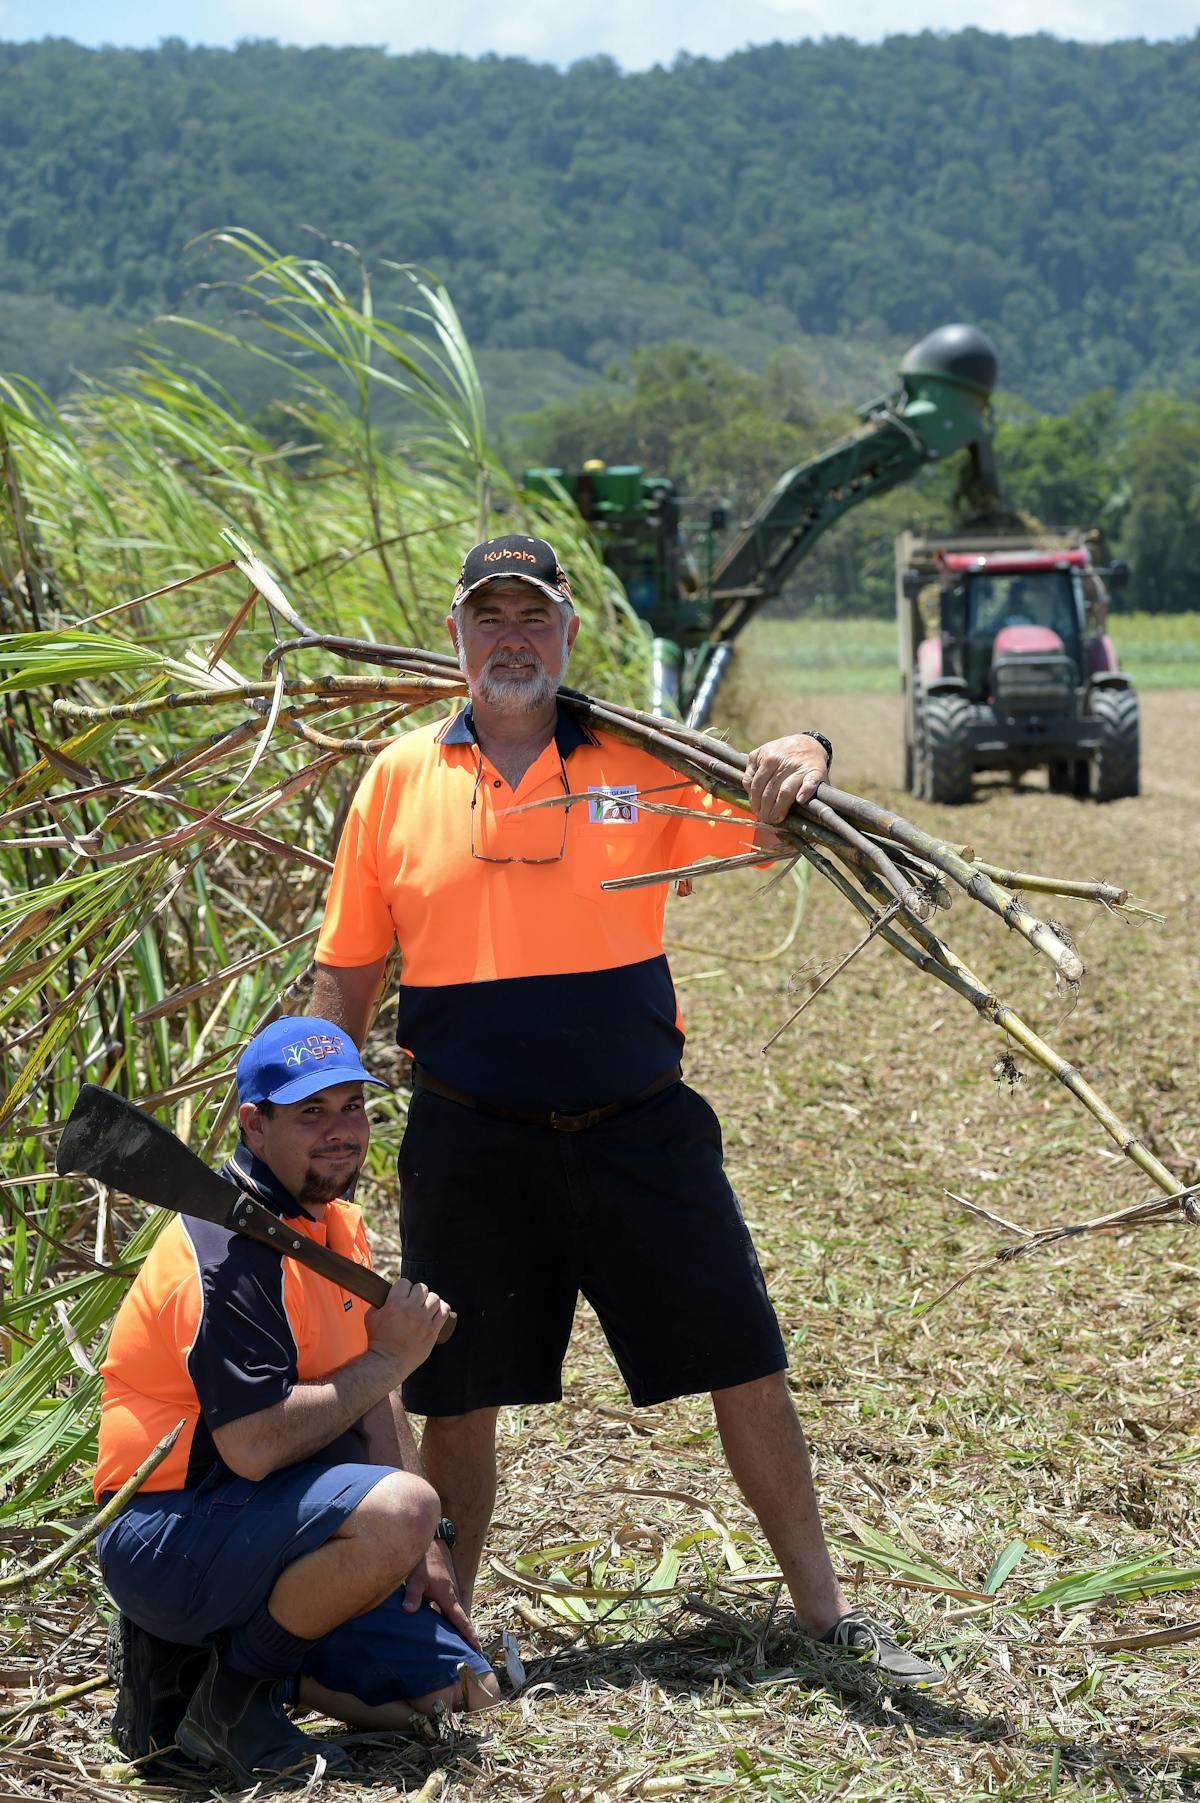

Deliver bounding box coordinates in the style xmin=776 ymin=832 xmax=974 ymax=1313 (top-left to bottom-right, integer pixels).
xmin=1 ymin=32 xmax=1199 ymax=409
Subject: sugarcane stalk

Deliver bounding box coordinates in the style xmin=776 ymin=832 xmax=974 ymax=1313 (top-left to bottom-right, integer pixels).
xmin=762 ymin=896 xmax=906 ymax=1051
xmin=262 ymin=633 xmax=463 ymax=676
xmin=284 ymin=699 xmax=429 ymax=755
xmin=615 ymin=682 xmax=1086 ymax=964
xmin=50 ymin=656 xmax=1119 ymax=993
xmin=799 ymin=796 xmax=935 ymax=920
xmin=966 ymin=863 xmax=1162 ymax=920
xmin=561 ymin=693 xmax=1084 ymax=960
xmin=602 ymin=850 xmax=775 ymax=891
xmin=15 ymin=605 xmax=1186 ymax=1235
xmin=804 ymin=821 xmax=952 ymax=909
xmin=538 ymin=677 xmax=1054 ymax=1038
xmin=969 ymin=864 xmax=1128 ymax=905
xmin=795 ymin=839 xmax=986 ymax=1007
xmin=52 ymin=670 xmax=461 ymax=724
xmin=56 ymin=646 xmax=1098 ymax=985
xmin=0 ymin=1671 xmax=110 ymax=1728
xmin=560 ymin=691 xmax=746 ymax=791
xmin=576 ymin=779 xmax=935 ymax=922
xmin=815 ymin=784 xmax=1086 ymax=985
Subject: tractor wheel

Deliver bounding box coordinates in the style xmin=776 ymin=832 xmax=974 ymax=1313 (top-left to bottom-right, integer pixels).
xmin=1090 ymin=687 xmax=1140 ymax=801
xmin=921 ymin=693 xmax=974 ymax=805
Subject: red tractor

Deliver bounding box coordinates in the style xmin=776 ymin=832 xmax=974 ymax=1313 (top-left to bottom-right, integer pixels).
xmin=897 ymin=530 xmax=1137 ymax=804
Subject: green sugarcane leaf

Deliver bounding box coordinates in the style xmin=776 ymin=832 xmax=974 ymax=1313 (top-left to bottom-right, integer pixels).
xmin=834 ymin=1512 xmax=962 ymax=1586
xmin=512 ymin=1540 xmax=604 ymax=1573
xmin=648 ymin=1544 xmax=683 ymax=1593
xmin=0 ymin=631 xmax=164 ymax=694
xmin=0 ymin=1380 xmax=99 ymax=1492
xmin=1020 ymin=1558 xmax=1200 ymax=1612
xmin=543 ymin=1566 xmax=593 ymax=1623
xmin=984 ymin=1538 xmax=1027 ymax=1594
xmin=0 ymin=1265 xmax=141 ymax=1330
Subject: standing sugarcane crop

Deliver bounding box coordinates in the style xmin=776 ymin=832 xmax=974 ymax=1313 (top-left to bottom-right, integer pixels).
xmin=306 ymin=532 xmax=948 ymax=1690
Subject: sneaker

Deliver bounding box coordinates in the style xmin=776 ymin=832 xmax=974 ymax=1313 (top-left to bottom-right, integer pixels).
xmin=820 ymin=1609 xmax=946 ymax=1689
xmin=106 ymin=1612 xmax=209 ymax=1768
xmin=176 ymin=1648 xmax=352 ymax=1787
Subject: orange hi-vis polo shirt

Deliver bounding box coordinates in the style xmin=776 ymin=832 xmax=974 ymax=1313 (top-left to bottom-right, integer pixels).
xmin=316 ymin=704 xmax=759 ymax=1110
xmin=94 ymin=1146 xmax=374 ymax=1501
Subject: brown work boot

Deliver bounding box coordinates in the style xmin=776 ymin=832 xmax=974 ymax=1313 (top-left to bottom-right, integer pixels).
xmin=176 ymin=1649 xmax=351 ymax=1786
xmin=106 ymin=1612 xmax=208 ymax=1771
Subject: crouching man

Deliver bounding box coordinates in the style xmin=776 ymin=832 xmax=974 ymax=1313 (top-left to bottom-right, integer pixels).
xmin=93 ymin=1016 xmax=499 ymax=1786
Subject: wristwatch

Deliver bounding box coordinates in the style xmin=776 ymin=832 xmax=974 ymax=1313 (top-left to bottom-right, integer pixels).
xmin=798 ymin=729 xmax=833 ymax=770
xmin=434 ymin=1516 xmax=457 ymax=1548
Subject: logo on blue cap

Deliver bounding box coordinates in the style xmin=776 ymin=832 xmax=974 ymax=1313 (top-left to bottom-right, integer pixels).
xmin=236 ymin=1016 xmax=389 ymax=1107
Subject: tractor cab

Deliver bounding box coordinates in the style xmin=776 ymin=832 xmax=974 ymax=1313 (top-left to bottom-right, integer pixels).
xmin=898 ymin=529 xmax=1137 ymax=804
xmin=940 ymin=551 xmax=1090 ymax=717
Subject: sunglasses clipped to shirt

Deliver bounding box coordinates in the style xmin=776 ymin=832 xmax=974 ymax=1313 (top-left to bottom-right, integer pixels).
xmin=468 ymin=746 xmax=572 ymax=864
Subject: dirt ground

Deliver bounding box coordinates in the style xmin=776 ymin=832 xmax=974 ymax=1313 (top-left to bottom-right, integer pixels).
xmin=20 ymin=688 xmax=1200 ymax=1802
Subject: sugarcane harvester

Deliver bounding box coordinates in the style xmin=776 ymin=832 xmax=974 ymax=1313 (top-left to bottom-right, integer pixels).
xmin=524 ymin=324 xmax=999 ymax=724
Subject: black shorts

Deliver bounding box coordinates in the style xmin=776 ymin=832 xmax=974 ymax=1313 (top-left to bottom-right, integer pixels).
xmin=397 ymin=1079 xmax=787 ymax=1415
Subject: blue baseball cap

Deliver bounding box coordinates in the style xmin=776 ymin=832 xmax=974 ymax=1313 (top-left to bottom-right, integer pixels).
xmin=236 ymin=1016 xmax=390 ymax=1107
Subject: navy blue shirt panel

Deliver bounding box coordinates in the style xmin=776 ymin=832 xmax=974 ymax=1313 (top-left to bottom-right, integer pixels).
xmin=397 ymin=954 xmax=684 ymax=1110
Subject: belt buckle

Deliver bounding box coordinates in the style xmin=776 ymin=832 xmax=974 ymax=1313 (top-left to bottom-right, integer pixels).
xmin=549 ymin=1107 xmax=598 ymax=1133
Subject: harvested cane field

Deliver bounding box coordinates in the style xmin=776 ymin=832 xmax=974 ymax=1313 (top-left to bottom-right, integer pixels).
xmin=2 ymin=244 xmax=1199 ymax=1800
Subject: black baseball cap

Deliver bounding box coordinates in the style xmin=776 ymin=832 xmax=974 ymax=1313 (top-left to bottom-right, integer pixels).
xmin=452 ymin=534 xmax=573 ymax=609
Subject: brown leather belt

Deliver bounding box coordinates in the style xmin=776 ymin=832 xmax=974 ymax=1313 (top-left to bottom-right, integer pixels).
xmin=412 ymin=1063 xmax=682 ymax=1133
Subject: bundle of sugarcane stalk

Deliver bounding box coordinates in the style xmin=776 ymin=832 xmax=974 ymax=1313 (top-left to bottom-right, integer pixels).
xmin=48 ymin=570 xmax=1194 ymax=1232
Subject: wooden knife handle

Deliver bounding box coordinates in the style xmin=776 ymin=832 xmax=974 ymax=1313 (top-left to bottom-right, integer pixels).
xmin=227 ymin=1195 xmax=457 ymax=1344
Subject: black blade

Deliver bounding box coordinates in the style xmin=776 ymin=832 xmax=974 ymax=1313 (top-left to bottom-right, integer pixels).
xmin=56 ymin=1083 xmax=457 ymax=1342
xmin=55 ymin=1083 xmax=242 ymax=1227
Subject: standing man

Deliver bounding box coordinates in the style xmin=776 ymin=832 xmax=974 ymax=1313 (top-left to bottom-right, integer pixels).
xmin=94 ymin=1018 xmax=498 ymax=1786
xmin=310 ymin=535 xmax=942 ymax=1688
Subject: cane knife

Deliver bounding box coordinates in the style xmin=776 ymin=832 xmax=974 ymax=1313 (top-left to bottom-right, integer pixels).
xmin=55 ymin=1083 xmax=456 ymax=1343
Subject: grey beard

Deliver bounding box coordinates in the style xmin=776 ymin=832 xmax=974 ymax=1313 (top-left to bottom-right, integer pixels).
xmin=475 ymin=659 xmax=559 ymax=713
xmin=463 ymin=629 xmax=571 ymax=715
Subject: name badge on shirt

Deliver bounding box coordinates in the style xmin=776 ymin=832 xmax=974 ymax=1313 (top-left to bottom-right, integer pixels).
xmin=588 ymin=785 xmax=639 ymax=825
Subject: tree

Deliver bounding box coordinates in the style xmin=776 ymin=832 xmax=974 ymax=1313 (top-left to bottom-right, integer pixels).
xmin=993 ymin=391 xmax=1122 ymax=529
xmin=1117 ymin=395 xmax=1200 ymax=612
xmin=511 ymin=340 xmax=823 ymax=513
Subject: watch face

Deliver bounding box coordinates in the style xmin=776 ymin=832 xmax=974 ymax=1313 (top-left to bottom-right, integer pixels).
xmin=435 ymin=1516 xmax=457 ymax=1547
